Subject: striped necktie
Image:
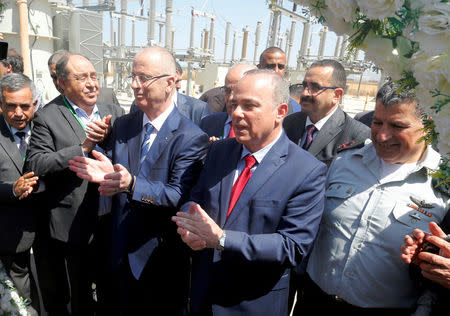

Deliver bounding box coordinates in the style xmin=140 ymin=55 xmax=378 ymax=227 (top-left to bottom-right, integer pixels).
xmin=140 ymin=123 xmax=154 ymax=164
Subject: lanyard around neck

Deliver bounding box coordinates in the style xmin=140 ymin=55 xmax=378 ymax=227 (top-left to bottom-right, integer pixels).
xmin=62 ymin=96 xmax=87 ymax=132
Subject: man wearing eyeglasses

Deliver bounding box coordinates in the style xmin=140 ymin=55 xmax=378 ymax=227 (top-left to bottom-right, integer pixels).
xmin=67 ymin=46 xmax=209 ymax=315
xmin=25 ymin=53 xmax=124 ymax=316
xmin=283 ymin=59 xmax=369 ymax=167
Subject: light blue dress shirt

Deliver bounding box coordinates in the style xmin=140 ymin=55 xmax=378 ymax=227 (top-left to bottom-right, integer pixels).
xmin=307 ymin=142 xmax=449 ymax=308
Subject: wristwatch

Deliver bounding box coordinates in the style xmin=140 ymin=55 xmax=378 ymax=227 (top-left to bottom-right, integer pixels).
xmin=217 ymin=231 xmax=226 ymax=251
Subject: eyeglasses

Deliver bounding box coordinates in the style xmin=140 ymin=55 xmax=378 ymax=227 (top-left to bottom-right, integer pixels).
xmin=302 ymin=81 xmax=337 ymax=94
xmin=69 ymin=73 xmax=98 ymax=83
xmin=128 ymin=73 xmax=170 ymax=86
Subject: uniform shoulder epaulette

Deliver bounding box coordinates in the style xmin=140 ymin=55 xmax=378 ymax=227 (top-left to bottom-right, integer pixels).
xmin=337 ymin=140 xmax=366 ymax=153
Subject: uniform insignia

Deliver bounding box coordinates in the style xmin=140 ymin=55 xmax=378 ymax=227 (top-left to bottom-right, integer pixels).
xmin=409 ymin=213 xmax=421 ymax=223
xmin=407 ymin=196 xmax=434 ymax=218
xmin=141 ymin=195 xmax=154 ymax=204
xmin=410 ymin=196 xmax=434 ymax=209
xmin=337 ymin=140 xmax=366 ymax=153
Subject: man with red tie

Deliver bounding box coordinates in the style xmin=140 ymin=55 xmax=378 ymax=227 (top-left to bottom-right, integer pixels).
xmin=199 ymin=63 xmax=256 ymax=142
xmin=172 ymin=69 xmax=327 ymax=316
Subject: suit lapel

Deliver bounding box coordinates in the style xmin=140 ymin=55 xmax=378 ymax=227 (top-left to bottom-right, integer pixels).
xmin=224 ymin=134 xmax=288 ymax=228
xmin=139 ymin=108 xmax=180 ymax=173
xmin=308 ymin=107 xmax=344 ymax=156
xmin=293 ymin=113 xmax=307 ymax=146
xmin=0 ymin=116 xmax=24 ymax=173
xmin=127 ymin=111 xmax=143 ymax=175
xmin=218 ymin=141 xmax=242 ymax=227
xmin=57 ymin=97 xmax=87 ymax=144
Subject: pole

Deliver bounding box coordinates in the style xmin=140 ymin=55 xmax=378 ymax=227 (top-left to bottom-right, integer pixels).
xmin=334 ymin=36 xmax=342 ymax=58
xmin=189 ymin=9 xmax=196 ymax=52
xmin=318 ymin=26 xmax=327 ymax=60
xmin=287 ymin=21 xmax=296 ymax=67
xmin=17 ymin=0 xmax=31 ymax=77
xmin=231 ymin=31 xmax=237 ymax=61
xmin=224 ymin=22 xmax=231 ymax=63
xmin=148 ymin=0 xmax=156 ymax=45
xmin=120 ymin=0 xmax=127 ymax=46
xmin=241 ymin=26 xmax=249 ymax=61
xmin=209 ymin=18 xmax=215 ymax=51
xmin=165 ymin=0 xmax=173 ymax=51
xmin=253 ymin=21 xmax=262 ymax=64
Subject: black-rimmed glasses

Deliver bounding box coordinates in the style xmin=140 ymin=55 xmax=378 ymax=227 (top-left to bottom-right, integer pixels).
xmin=302 ymin=81 xmax=337 ymax=94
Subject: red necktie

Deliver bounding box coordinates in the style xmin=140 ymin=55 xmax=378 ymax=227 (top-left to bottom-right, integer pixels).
xmin=227 ymin=155 xmax=256 ymax=218
xmin=227 ymin=121 xmax=235 ymax=138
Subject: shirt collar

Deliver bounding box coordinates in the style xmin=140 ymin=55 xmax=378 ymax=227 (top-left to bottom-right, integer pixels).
xmin=355 ymin=141 xmax=442 ymax=179
xmin=305 ymin=105 xmax=338 ymax=130
xmin=142 ymin=102 xmax=175 ymax=132
xmin=172 ymin=92 xmax=178 ymax=107
xmin=225 ymin=115 xmax=232 ymax=124
xmin=65 ymin=97 xmax=99 ymax=120
xmin=7 ymin=123 xmax=31 ymax=138
xmin=240 ymin=130 xmax=283 ymax=164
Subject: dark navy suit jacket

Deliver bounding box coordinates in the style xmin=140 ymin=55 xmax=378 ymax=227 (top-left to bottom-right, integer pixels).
xmin=176 ymin=93 xmax=210 ymax=126
xmin=186 ymin=132 xmax=327 ymax=315
xmin=199 ymin=112 xmax=229 ymax=138
xmin=108 ymin=106 xmax=209 ymax=271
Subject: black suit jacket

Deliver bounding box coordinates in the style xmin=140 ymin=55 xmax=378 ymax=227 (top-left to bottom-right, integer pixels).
xmin=354 ymin=110 xmax=374 ymax=127
xmin=176 ymin=93 xmax=210 ymax=126
xmin=0 ymin=116 xmax=39 ymax=253
xmin=199 ymin=112 xmax=229 ymax=138
xmin=25 ymin=95 xmax=124 ymax=245
xmin=283 ymin=107 xmax=370 ymax=166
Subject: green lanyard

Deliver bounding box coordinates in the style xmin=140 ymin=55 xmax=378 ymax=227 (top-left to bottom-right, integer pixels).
xmin=62 ymin=96 xmax=87 ymax=132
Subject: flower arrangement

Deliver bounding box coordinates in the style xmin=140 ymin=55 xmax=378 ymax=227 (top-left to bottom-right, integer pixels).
xmin=292 ymin=0 xmax=449 ymax=192
xmin=0 ymin=261 xmax=29 ymax=316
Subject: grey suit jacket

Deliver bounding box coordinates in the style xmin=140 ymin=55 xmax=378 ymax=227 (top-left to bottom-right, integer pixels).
xmin=283 ymin=107 xmax=371 ymax=166
xmin=25 ymin=95 xmax=124 ymax=244
xmin=0 ymin=116 xmax=38 ymax=253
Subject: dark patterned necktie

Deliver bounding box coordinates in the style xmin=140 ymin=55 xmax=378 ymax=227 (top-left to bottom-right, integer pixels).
xmin=15 ymin=131 xmax=27 ymax=158
xmin=302 ymin=124 xmax=316 ymax=150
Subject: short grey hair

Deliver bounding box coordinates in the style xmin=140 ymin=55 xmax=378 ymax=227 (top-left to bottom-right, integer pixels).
xmin=0 ymin=73 xmax=36 ymax=103
xmin=376 ymin=81 xmax=424 ymax=119
xmin=48 ymin=50 xmax=70 ymax=67
xmin=243 ymin=69 xmax=290 ymax=108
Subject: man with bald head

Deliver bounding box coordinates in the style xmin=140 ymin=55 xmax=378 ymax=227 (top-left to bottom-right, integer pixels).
xmin=67 ymin=46 xmax=209 ymax=315
xmin=172 ymin=69 xmax=326 ymax=315
xmin=25 ymin=53 xmax=124 ymax=315
xmin=199 ymin=62 xmax=256 ymax=141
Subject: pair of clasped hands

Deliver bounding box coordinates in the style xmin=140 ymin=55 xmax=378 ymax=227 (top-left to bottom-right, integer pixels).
xmin=401 ymin=222 xmax=450 ymax=289
xmin=18 ymin=115 xmax=113 ymax=200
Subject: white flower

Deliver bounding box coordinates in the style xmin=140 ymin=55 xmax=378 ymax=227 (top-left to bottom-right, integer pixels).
xmin=325 ymin=0 xmax=357 ymax=22
xmin=418 ymin=3 xmax=450 ymax=36
xmin=405 ymin=3 xmax=450 ymax=55
xmin=356 ymin=0 xmax=405 ymax=20
xmin=322 ymin=8 xmax=354 ymax=36
xmin=412 ymin=51 xmax=450 ymax=93
xmin=433 ymin=105 xmax=450 ymax=155
xmin=360 ymin=32 xmax=409 ymax=80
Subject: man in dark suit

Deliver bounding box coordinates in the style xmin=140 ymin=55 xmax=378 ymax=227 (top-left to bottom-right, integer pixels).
xmin=172 ymin=69 xmax=327 ymax=316
xmin=200 ymin=63 xmax=256 ymax=141
xmin=48 ymin=49 xmax=121 ymax=107
xmin=0 ymin=73 xmax=40 ymax=316
xmin=283 ymin=59 xmax=370 ymax=167
xmin=354 ymin=109 xmax=374 ymax=127
xmin=25 ymin=53 xmax=124 ymax=316
xmin=68 ymin=46 xmax=209 ymax=315
xmin=200 ymin=86 xmax=226 ymax=113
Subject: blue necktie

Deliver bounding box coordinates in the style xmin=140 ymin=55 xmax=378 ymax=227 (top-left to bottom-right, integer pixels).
xmin=140 ymin=123 xmax=153 ymax=164
xmin=15 ymin=131 xmax=27 ymax=158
